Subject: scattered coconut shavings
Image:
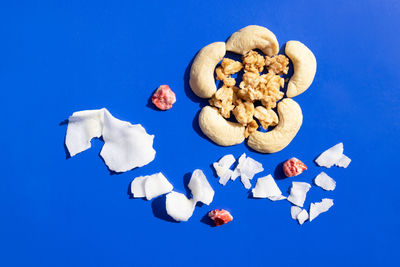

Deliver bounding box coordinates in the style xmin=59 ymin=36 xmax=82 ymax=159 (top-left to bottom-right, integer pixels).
xmin=287 ymin=182 xmax=311 ymax=207
xmin=314 ymin=172 xmax=336 ymax=191
xmin=208 ymin=209 xmax=233 ymax=226
xmin=315 ymin=143 xmax=344 ymax=168
xmin=131 ymin=172 xmax=173 ymax=200
xmin=334 ymin=154 xmax=351 ymax=168
xmin=231 ymin=153 xmax=246 ymax=181
xmin=252 ymin=175 xmax=286 ymax=201
xmin=239 ymin=156 xmax=264 ymax=189
xmin=188 ymin=169 xmax=215 ymax=205
xmin=65 ymin=108 xmax=156 ymax=173
xmin=309 ymin=198 xmax=334 ymax=222
xmin=213 ymin=154 xmax=236 ymax=185
xmin=297 ymin=209 xmax=309 ymax=225
xmin=291 ymin=206 xmax=302 ymax=219
xmin=165 ymin=191 xmax=196 ymax=222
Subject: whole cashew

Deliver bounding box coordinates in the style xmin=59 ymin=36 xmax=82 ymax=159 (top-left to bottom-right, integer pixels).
xmin=226 ymin=25 xmax=279 ymax=56
xmin=199 ymin=106 xmax=245 ymax=146
xmin=247 ymin=98 xmax=303 ymax=153
xmin=285 ymin=41 xmax=317 ymax=98
xmin=189 ymin=42 xmax=226 ymax=99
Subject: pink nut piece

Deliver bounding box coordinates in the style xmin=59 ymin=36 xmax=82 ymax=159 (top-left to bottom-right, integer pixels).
xmin=151 ymin=85 xmax=176 ymax=110
xmin=208 ymin=209 xmax=233 ymax=226
xmin=283 ymin=157 xmax=307 ymax=177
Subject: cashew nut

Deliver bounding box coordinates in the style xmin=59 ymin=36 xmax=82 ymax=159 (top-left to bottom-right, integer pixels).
xmin=226 ymin=25 xmax=279 ymax=57
xmin=189 ymin=42 xmax=226 ymax=99
xmin=285 ymin=41 xmax=317 ymax=98
xmin=247 ymin=98 xmax=303 ymax=153
xmin=199 ymin=106 xmax=245 ymax=146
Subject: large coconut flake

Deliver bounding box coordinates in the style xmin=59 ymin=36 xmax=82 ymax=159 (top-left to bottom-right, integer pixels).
xmin=309 ymin=198 xmax=334 ymax=222
xmin=65 ymin=108 xmax=156 ymax=173
xmin=287 ymin=182 xmax=311 ymax=207
xmin=213 ymin=154 xmax=235 ymax=186
xmin=297 ymin=209 xmax=309 ymax=225
xmin=315 ymin=143 xmax=343 ymax=168
xmin=165 ymin=191 xmax=196 ymax=222
xmin=239 ymin=156 xmax=264 ymax=189
xmin=130 ymin=176 xmax=148 ymax=198
xmin=144 ymin=172 xmax=173 ymax=200
xmin=188 ymin=169 xmax=215 ymax=205
xmin=252 ymin=175 xmax=286 ymax=201
xmin=334 ymin=154 xmax=351 ymax=168
xmin=314 ymin=172 xmax=336 ymax=191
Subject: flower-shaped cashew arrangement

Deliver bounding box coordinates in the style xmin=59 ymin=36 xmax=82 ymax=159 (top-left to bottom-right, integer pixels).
xmin=189 ymin=25 xmax=317 ymax=153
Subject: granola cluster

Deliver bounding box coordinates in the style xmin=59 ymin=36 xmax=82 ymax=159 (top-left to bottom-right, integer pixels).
xmin=209 ymin=50 xmax=289 ymax=137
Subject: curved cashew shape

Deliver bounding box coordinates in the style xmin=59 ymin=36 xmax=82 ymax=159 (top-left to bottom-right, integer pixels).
xmin=285 ymin=41 xmax=317 ymax=98
xmin=199 ymin=106 xmax=245 ymax=146
xmin=189 ymin=42 xmax=226 ymax=99
xmin=247 ymin=98 xmax=303 ymax=153
xmin=226 ymin=25 xmax=279 ymax=56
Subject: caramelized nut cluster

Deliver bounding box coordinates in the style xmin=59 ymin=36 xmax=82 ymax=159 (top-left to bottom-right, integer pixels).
xmin=209 ymin=50 xmax=289 ymax=137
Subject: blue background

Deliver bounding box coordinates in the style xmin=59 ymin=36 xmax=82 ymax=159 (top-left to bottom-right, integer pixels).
xmin=0 ymin=1 xmax=399 ymax=266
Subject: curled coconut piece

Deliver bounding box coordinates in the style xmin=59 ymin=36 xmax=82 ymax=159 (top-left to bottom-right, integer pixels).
xmin=130 ymin=172 xmax=173 ymax=200
xmin=252 ymin=175 xmax=286 ymax=201
xmin=287 ymin=182 xmax=311 ymax=207
xmin=247 ymin=98 xmax=303 ymax=153
xmin=199 ymin=106 xmax=245 ymax=146
xmin=213 ymin=154 xmax=236 ymax=186
xmin=314 ymin=172 xmax=336 ymax=191
xmin=65 ymin=108 xmax=156 ymax=173
xmin=226 ymin=25 xmax=279 ymax=56
xmin=188 ymin=169 xmax=215 ymax=205
xmin=285 ymin=40 xmax=317 ymax=98
xmin=189 ymin=42 xmax=226 ymax=98
xmin=315 ymin=143 xmax=344 ymax=168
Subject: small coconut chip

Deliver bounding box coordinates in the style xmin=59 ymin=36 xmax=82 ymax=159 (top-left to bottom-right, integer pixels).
xmin=287 ymin=182 xmax=311 ymax=207
xmin=131 ymin=172 xmax=173 ymax=200
xmin=231 ymin=153 xmax=246 ymax=181
xmin=335 ymin=154 xmax=351 ymax=168
xmin=188 ymin=169 xmax=215 ymax=205
xmin=314 ymin=172 xmax=336 ymax=191
xmin=165 ymin=192 xmax=196 ymax=222
xmin=65 ymin=108 xmax=156 ymax=173
xmin=252 ymin=175 xmax=286 ymax=201
xmin=297 ymin=209 xmax=309 ymax=225
xmin=213 ymin=154 xmax=236 ymax=186
xmin=315 ymin=143 xmax=344 ymax=168
xmin=309 ymin=198 xmax=334 ymax=222
xmin=290 ymin=206 xmax=302 ymax=219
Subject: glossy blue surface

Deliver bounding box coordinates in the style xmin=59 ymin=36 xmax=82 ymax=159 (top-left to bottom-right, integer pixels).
xmin=1 ymin=1 xmax=399 ymax=266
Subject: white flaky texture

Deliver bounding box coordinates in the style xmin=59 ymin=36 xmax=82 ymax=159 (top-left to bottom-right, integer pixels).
xmin=314 ymin=172 xmax=336 ymax=191
xmin=335 ymin=154 xmax=351 ymax=168
xmin=287 ymin=182 xmax=311 ymax=207
xmin=291 ymin=206 xmax=302 ymax=219
xmin=65 ymin=108 xmax=156 ymax=173
xmin=188 ymin=169 xmax=215 ymax=205
xmin=165 ymin=192 xmax=196 ymax=222
xmin=226 ymin=25 xmax=279 ymax=56
xmin=131 ymin=172 xmax=173 ymax=200
xmin=213 ymin=154 xmax=236 ymax=186
xmin=252 ymin=175 xmax=286 ymax=201
xmin=189 ymin=42 xmax=226 ymax=98
xmin=231 ymin=153 xmax=246 ymax=181
xmin=166 ymin=169 xmax=215 ymax=222
xmin=199 ymin=106 xmax=245 ymax=146
xmin=239 ymin=156 xmax=264 ymax=189
xmin=297 ymin=209 xmax=309 ymax=225
xmin=285 ymin=40 xmax=317 ymax=98
xmin=248 ymin=98 xmax=303 ymax=153
xmin=309 ymin=198 xmax=334 ymax=222
xmin=315 ymin=143 xmax=344 ymax=168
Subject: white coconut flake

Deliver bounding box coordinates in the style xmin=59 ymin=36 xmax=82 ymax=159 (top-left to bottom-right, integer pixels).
xmin=213 ymin=154 xmax=235 ymax=185
xmin=287 ymin=182 xmax=311 ymax=207
xmin=315 ymin=143 xmax=343 ymax=168
xmin=252 ymin=175 xmax=286 ymax=201
xmin=231 ymin=153 xmax=246 ymax=181
xmin=291 ymin=206 xmax=302 ymax=219
xmin=65 ymin=108 xmax=156 ymax=173
xmin=335 ymin=154 xmax=351 ymax=168
xmin=144 ymin=172 xmax=173 ymax=200
xmin=188 ymin=169 xmax=214 ymax=205
xmin=314 ymin=172 xmax=336 ymax=191
xmin=165 ymin=191 xmax=195 ymax=222
xmin=297 ymin=209 xmax=309 ymax=225
xmin=309 ymin=198 xmax=334 ymax=222
xmin=131 ymin=176 xmax=147 ymax=198
xmin=239 ymin=156 xmax=264 ymax=189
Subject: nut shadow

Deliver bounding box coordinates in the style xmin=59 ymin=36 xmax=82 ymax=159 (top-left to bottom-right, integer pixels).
xmin=200 ymin=212 xmax=215 ymax=227
xmin=151 ymin=195 xmax=178 ymax=223
xmin=274 ymin=161 xmax=287 ymax=180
